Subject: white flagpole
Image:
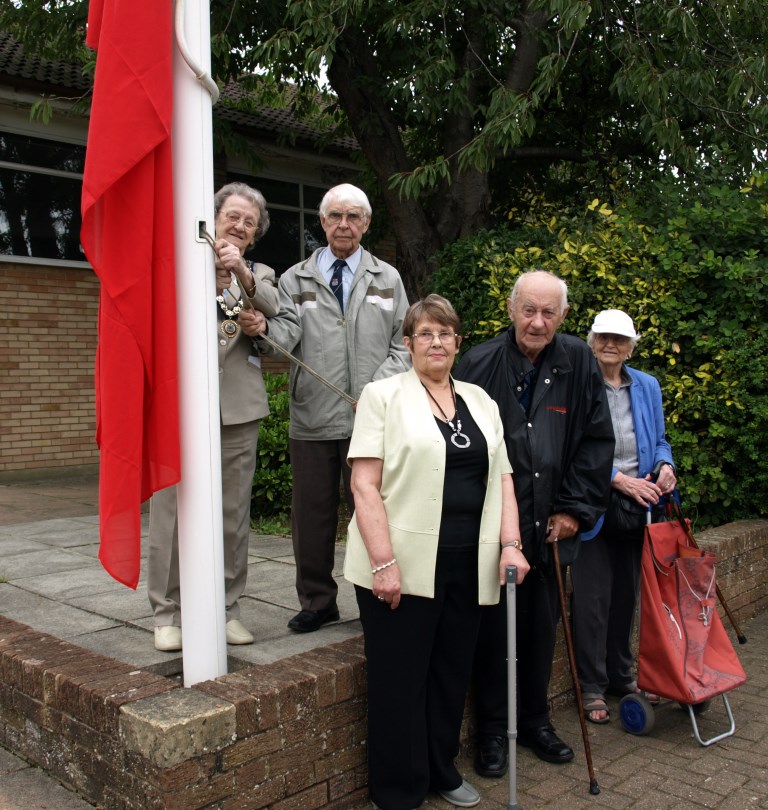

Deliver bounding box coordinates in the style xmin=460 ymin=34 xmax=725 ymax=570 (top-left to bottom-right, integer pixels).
xmin=171 ymin=0 xmax=228 ymax=685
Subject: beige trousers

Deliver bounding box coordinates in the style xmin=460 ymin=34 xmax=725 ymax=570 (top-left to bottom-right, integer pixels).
xmin=147 ymin=420 xmax=260 ymax=626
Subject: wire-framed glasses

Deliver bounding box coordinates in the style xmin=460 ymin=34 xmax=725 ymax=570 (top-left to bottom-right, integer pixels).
xmin=223 ymin=211 xmax=258 ymax=231
xmin=410 ymin=331 xmax=460 ymax=344
xmin=324 ymin=211 xmax=366 ymax=225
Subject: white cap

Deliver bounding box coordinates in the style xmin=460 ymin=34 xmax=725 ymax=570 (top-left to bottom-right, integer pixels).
xmin=591 ymin=309 xmax=638 ymax=339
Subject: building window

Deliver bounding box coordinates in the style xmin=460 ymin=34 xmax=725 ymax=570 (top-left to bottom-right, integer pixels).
xmin=0 ymin=131 xmax=86 ymax=261
xmin=228 ymin=173 xmax=327 ymax=273
xmin=0 ymin=133 xmax=330 ymax=270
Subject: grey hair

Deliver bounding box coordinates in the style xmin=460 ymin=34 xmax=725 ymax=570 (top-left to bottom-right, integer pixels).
xmin=403 ymin=294 xmax=461 ymax=338
xmin=587 ymin=330 xmax=641 ymax=351
xmin=319 ymin=183 xmax=372 ymax=219
xmin=508 ymin=270 xmax=568 ymax=314
xmin=213 ymin=182 xmax=270 ymax=242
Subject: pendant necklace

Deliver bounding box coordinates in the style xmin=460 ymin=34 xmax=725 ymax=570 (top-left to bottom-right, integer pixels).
xmin=422 ymin=379 xmax=471 ymax=449
xmin=217 ymin=289 xmax=243 ymax=339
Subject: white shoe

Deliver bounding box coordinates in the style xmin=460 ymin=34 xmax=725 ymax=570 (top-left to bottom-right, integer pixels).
xmin=154 ymin=625 xmax=182 ymax=651
xmin=226 ymin=619 xmax=254 ymax=645
xmin=438 ymin=779 xmax=480 ymax=808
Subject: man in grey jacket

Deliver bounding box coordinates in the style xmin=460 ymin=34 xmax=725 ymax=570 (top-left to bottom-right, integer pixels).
xmin=263 ymin=183 xmax=410 ymax=633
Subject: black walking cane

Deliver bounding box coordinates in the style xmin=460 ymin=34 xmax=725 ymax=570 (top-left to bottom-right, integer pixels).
xmin=551 ymin=539 xmax=600 ymax=796
xmin=670 ymin=498 xmax=747 ymax=644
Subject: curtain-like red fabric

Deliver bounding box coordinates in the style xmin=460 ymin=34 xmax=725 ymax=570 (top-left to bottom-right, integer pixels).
xmin=81 ymin=0 xmax=180 ymax=588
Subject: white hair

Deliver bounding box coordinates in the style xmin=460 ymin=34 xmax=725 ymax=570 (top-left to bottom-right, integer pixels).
xmin=509 ymin=270 xmax=568 ymax=314
xmin=319 ymin=183 xmax=372 ymax=218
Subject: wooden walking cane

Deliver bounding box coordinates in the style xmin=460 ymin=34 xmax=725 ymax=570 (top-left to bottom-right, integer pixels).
xmin=670 ymin=498 xmax=747 ymax=644
xmin=552 ymin=539 xmax=600 ymax=796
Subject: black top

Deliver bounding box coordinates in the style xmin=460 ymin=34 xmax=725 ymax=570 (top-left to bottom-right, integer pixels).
xmin=434 ymin=395 xmax=489 ymax=549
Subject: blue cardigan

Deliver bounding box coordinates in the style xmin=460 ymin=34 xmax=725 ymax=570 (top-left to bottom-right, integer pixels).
xmin=582 ymin=365 xmax=674 ymax=540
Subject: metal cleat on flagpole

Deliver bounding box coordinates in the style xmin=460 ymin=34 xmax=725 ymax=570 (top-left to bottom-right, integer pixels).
xmin=199 ymin=226 xmax=357 ymax=406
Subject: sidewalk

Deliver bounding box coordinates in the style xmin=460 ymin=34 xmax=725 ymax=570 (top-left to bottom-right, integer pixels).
xmin=1 ymin=476 xmax=767 ymax=809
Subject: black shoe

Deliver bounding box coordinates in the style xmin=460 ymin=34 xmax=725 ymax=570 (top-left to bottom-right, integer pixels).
xmin=474 ymin=734 xmax=508 ymax=778
xmin=517 ymin=726 xmax=574 ymax=764
xmin=287 ymin=608 xmax=340 ymax=633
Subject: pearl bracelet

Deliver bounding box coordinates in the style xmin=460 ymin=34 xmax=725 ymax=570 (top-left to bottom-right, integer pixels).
xmin=371 ymin=558 xmax=397 ymax=574
xmin=501 ymin=540 xmax=522 ymax=550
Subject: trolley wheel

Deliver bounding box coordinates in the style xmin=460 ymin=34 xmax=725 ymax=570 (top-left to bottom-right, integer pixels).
xmin=679 ymin=700 xmax=711 ymax=716
xmin=619 ymin=693 xmax=656 ymax=735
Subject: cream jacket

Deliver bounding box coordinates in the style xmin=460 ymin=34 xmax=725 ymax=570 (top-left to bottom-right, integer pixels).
xmin=343 ymin=367 xmax=513 ymax=604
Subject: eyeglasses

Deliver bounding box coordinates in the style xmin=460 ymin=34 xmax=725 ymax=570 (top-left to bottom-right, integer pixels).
xmin=594 ymin=333 xmax=630 ymax=345
xmin=324 ymin=211 xmax=366 ymax=226
xmin=222 ymin=211 xmax=258 ymax=231
xmin=410 ymin=332 xmax=460 ymax=344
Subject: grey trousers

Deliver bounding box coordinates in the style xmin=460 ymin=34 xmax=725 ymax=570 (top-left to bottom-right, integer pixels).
xmin=147 ymin=419 xmax=260 ymax=627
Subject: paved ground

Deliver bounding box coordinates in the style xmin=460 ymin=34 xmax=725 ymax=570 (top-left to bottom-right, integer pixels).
xmin=0 ymin=476 xmax=766 ymax=809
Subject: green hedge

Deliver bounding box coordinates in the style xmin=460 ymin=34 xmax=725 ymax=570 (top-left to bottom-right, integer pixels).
xmin=251 ymin=372 xmax=292 ymax=520
xmin=429 ymin=176 xmax=768 ymax=528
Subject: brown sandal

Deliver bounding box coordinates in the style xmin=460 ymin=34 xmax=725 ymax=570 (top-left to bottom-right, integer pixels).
xmin=583 ymin=694 xmax=610 ymax=724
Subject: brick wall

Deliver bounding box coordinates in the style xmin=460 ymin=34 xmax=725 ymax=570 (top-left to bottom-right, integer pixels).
xmin=1 ymin=519 xmax=765 ymax=809
xmin=0 ymin=263 xmax=100 ymax=475
xmin=0 ymin=618 xmax=370 ymax=809
xmin=0 ymin=262 xmax=289 ymax=479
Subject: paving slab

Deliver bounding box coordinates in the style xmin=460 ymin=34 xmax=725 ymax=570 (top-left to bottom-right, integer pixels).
xmin=242 ymin=558 xmax=298 ymax=596
xmin=0 ymin=760 xmax=96 ymax=810
xmin=13 ymin=566 xmax=136 ymax=600
xmin=0 ymin=536 xmax=52 ymax=557
xmin=247 ymin=533 xmax=296 ymax=558
xmin=0 ymin=547 xmax=102 ymax=580
xmin=67 ymin=588 xmax=154 ymax=622
xmin=0 ymin=583 xmax=121 ymax=638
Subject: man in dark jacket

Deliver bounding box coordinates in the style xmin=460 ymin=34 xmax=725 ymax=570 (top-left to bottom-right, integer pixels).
xmin=454 ymin=270 xmax=614 ymax=771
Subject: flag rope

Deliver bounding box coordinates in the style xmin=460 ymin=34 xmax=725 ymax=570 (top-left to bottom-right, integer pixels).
xmin=201 ymin=228 xmax=358 ymax=406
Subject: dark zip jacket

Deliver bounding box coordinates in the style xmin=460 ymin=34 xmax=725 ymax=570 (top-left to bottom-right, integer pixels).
xmin=455 ymin=328 xmax=615 ymax=569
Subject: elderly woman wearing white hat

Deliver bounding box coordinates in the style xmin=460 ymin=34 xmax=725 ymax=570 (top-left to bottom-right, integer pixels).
xmin=570 ymin=309 xmax=677 ymax=724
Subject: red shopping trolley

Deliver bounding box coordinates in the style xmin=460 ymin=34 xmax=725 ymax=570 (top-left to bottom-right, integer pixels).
xmin=618 ymin=503 xmax=747 ymax=746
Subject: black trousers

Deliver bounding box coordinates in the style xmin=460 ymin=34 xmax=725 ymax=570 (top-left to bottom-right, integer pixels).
xmin=357 ymin=548 xmax=481 ymax=810
xmin=289 ymin=437 xmax=353 ymax=611
xmin=570 ymin=526 xmax=644 ymax=695
xmin=472 ymin=566 xmax=560 ymax=736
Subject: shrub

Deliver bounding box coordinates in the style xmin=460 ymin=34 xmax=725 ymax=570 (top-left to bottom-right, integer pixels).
xmin=430 ymin=177 xmax=768 ymax=528
xmin=251 ymin=371 xmax=292 ymax=520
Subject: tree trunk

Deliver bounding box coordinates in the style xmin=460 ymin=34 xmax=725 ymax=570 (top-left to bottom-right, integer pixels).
xmin=328 ymin=39 xmax=445 ymax=298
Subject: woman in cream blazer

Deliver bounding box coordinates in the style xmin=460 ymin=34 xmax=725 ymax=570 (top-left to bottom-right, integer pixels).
xmin=344 ymin=294 xmax=529 ymax=810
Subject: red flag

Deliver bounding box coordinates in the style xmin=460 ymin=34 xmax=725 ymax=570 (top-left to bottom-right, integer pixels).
xmin=81 ymin=0 xmax=180 ymax=589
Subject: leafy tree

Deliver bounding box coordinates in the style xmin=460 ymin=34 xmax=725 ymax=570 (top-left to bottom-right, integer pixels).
xmin=4 ymin=1 xmax=766 ymax=296
xmin=430 ymin=173 xmax=768 ymax=527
